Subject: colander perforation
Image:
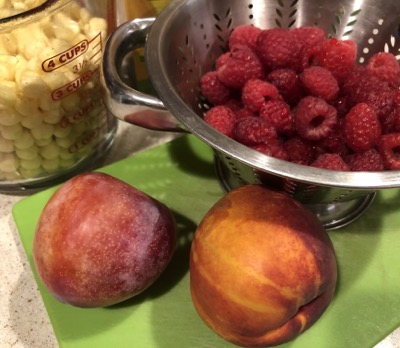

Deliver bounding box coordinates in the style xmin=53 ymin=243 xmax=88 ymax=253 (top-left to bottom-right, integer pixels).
xmin=333 ymin=190 xmax=353 ymax=203
xmin=274 ymin=0 xmax=297 ymax=28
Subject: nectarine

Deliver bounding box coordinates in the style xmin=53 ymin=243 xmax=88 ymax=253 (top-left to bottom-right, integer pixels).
xmin=33 ymin=172 xmax=176 ymax=308
xmin=190 ymin=185 xmax=337 ymax=347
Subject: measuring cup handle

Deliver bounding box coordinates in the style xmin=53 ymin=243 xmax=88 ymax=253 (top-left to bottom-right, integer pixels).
xmin=101 ymin=17 xmax=187 ymax=132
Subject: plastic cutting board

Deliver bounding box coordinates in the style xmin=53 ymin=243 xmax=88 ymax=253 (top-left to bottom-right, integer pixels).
xmin=12 ymin=134 xmax=400 ymax=348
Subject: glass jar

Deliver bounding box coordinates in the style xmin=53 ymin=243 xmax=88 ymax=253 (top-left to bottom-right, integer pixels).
xmin=0 ymin=0 xmax=117 ymax=192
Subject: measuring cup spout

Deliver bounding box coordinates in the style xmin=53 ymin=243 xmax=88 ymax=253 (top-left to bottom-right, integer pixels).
xmin=101 ymin=17 xmax=187 ymax=133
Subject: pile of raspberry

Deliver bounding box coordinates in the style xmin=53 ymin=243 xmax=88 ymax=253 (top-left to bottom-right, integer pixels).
xmin=200 ymin=25 xmax=400 ymax=171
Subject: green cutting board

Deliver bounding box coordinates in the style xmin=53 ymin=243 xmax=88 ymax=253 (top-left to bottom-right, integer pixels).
xmin=12 ymin=134 xmax=400 ymax=348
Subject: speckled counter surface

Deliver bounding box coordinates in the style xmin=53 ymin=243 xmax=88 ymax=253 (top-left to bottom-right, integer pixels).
xmin=0 ymin=121 xmax=399 ymax=348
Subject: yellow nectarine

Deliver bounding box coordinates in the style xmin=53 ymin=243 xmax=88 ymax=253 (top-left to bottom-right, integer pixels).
xmin=190 ymin=185 xmax=337 ymax=347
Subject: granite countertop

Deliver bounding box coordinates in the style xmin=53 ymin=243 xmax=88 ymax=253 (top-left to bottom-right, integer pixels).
xmin=0 ymin=121 xmax=399 ymax=348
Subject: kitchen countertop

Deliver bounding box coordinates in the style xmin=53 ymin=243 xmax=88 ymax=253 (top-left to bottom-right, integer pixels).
xmin=0 ymin=121 xmax=399 ymax=348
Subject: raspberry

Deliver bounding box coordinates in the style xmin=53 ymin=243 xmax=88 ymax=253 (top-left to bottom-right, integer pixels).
xmin=300 ymin=66 xmax=339 ymax=101
xmin=267 ymin=68 xmax=303 ymax=105
xmin=294 ymin=96 xmax=338 ymax=141
xmin=311 ymin=153 xmax=350 ymax=171
xmin=204 ymin=105 xmax=236 ymax=137
xmin=346 ymin=149 xmax=385 ymax=171
xmin=391 ymin=91 xmax=400 ymax=132
xmin=378 ymin=133 xmax=400 ymax=170
xmin=381 ymin=111 xmax=396 ymax=135
xmin=259 ymin=100 xmax=294 ymax=135
xmin=284 ymin=136 xmax=316 ymax=165
xmin=342 ymin=103 xmax=381 ymax=153
xmin=343 ymin=72 xmax=393 ymax=120
xmin=251 ymin=141 xmax=289 ymax=160
xmin=317 ymin=38 xmax=357 ymax=81
xmin=233 ymin=116 xmax=277 ymax=146
xmin=340 ymin=65 xmax=367 ymax=96
xmin=318 ymin=123 xmax=350 ymax=157
xmin=223 ymin=98 xmax=242 ymax=113
xmin=217 ymin=44 xmax=265 ymax=89
xmin=256 ymin=28 xmax=296 ymax=70
xmin=345 ymin=72 xmax=390 ymax=103
xmin=215 ymin=52 xmax=230 ymax=70
xmin=366 ymin=52 xmax=400 ymax=87
xmin=291 ymin=26 xmax=325 ymax=71
xmin=291 ymin=26 xmax=326 ymax=49
xmin=235 ymin=106 xmax=257 ymax=119
xmin=297 ymin=44 xmax=322 ymax=72
xmin=241 ymin=79 xmax=280 ymax=113
xmin=200 ymin=71 xmax=232 ymax=105
xmin=229 ymin=25 xmax=262 ymax=52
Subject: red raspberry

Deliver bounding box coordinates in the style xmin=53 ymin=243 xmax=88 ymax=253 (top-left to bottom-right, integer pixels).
xmin=241 ymin=79 xmax=280 ymax=113
xmin=294 ymin=96 xmax=338 ymax=141
xmin=267 ymin=68 xmax=303 ymax=105
xmin=346 ymin=149 xmax=385 ymax=171
xmin=378 ymin=133 xmax=400 ymax=170
xmin=291 ymin=26 xmax=326 ymax=49
xmin=222 ymin=98 xmax=242 ymax=113
xmin=284 ymin=136 xmax=317 ymax=165
xmin=381 ymin=111 xmax=396 ymax=134
xmin=217 ymin=44 xmax=265 ymax=89
xmin=366 ymin=52 xmax=400 ymax=88
xmin=300 ymin=66 xmax=339 ymax=101
xmin=229 ymin=25 xmax=262 ymax=52
xmin=235 ymin=107 xmax=257 ymax=120
xmin=259 ymin=100 xmax=294 ymax=135
xmin=318 ymin=123 xmax=350 ymax=157
xmin=215 ymin=52 xmax=230 ymax=70
xmin=341 ymin=65 xmax=367 ymax=96
xmin=233 ymin=116 xmax=277 ymax=146
xmin=390 ymin=91 xmax=400 ymax=132
xmin=343 ymin=72 xmax=393 ymax=120
xmin=298 ymin=45 xmax=323 ymax=72
xmin=342 ymin=103 xmax=381 ymax=153
xmin=392 ymin=90 xmax=400 ymax=108
xmin=345 ymin=72 xmax=390 ymax=103
xmin=251 ymin=141 xmax=289 ymax=160
xmin=256 ymin=28 xmax=296 ymax=70
xmin=311 ymin=153 xmax=350 ymax=171
xmin=317 ymin=38 xmax=357 ymax=81
xmin=200 ymin=71 xmax=232 ymax=105
xmin=204 ymin=105 xmax=236 ymax=137
xmin=291 ymin=26 xmax=325 ymax=71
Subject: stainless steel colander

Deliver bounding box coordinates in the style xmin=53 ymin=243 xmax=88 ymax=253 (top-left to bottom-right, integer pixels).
xmin=101 ymin=0 xmax=400 ymax=229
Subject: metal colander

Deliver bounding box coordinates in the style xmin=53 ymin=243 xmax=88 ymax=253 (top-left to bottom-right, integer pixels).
xmin=101 ymin=0 xmax=400 ymax=229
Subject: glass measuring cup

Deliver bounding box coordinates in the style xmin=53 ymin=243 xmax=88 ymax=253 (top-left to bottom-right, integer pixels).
xmin=0 ymin=0 xmax=117 ymax=192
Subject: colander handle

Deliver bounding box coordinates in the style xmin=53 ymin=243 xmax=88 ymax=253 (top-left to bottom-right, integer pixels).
xmin=101 ymin=17 xmax=187 ymax=132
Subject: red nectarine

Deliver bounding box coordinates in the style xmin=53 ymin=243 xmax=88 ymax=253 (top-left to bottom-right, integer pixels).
xmin=33 ymin=172 xmax=177 ymax=308
xmin=190 ymin=185 xmax=337 ymax=347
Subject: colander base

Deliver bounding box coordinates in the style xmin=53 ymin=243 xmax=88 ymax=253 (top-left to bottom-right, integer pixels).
xmin=214 ymin=156 xmax=376 ymax=230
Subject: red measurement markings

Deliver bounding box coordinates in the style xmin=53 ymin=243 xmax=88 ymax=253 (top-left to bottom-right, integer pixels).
xmin=88 ymin=32 xmax=103 ymax=66
xmin=59 ymin=98 xmax=103 ymax=128
xmin=43 ymin=32 xmax=105 ymax=101
xmin=51 ymin=70 xmax=95 ymax=101
xmin=68 ymin=112 xmax=109 ymax=154
xmin=42 ymin=40 xmax=89 ymax=72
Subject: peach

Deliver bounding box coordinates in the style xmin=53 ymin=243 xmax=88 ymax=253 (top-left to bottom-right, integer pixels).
xmin=33 ymin=172 xmax=176 ymax=308
xmin=190 ymin=185 xmax=337 ymax=347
